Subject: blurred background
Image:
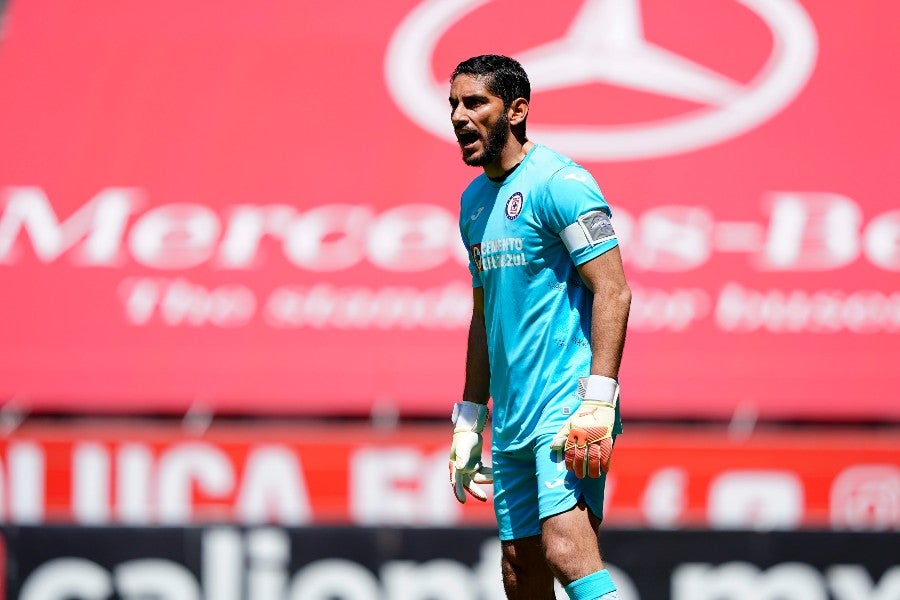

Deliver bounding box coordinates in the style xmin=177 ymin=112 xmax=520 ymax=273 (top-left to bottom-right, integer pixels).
xmin=0 ymin=0 xmax=898 ymax=598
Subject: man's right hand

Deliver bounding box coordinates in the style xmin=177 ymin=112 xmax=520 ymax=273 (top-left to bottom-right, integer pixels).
xmin=449 ymin=401 xmax=493 ymax=503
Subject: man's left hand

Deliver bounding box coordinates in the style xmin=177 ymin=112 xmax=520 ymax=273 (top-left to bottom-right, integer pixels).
xmin=550 ymin=375 xmax=618 ymax=478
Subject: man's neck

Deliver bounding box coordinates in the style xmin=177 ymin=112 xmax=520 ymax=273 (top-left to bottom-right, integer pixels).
xmin=484 ymin=139 xmax=533 ymax=180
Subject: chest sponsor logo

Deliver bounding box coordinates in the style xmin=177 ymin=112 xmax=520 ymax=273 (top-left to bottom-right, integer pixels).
xmin=470 ymin=237 xmax=527 ymax=272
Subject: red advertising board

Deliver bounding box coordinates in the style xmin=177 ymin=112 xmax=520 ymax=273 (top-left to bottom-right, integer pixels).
xmin=1 ymin=423 xmax=898 ymax=530
xmin=0 ymin=0 xmax=898 ymax=419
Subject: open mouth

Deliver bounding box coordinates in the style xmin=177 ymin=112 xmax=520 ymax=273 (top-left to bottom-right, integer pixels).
xmin=456 ymin=130 xmax=480 ymax=148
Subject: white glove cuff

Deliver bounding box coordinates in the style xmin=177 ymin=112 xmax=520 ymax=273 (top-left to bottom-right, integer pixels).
xmin=452 ymin=401 xmax=489 ymax=433
xmin=579 ymin=375 xmax=619 ymax=406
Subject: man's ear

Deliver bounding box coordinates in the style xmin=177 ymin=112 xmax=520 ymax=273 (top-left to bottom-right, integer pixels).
xmin=507 ymin=97 xmax=529 ymax=126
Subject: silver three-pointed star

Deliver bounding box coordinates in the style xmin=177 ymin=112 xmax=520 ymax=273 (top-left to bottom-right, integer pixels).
xmin=518 ymin=0 xmax=742 ymax=106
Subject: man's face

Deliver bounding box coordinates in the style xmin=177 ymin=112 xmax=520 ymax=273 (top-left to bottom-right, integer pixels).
xmin=449 ymin=74 xmax=510 ymax=167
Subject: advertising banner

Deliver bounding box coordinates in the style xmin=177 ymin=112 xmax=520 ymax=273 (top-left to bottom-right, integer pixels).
xmin=1 ymin=423 xmax=897 ymax=531
xmin=0 ymin=0 xmax=897 ymax=419
xmin=2 ymin=525 xmax=899 ymax=599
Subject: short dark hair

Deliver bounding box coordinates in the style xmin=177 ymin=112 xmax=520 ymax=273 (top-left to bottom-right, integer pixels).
xmin=451 ymin=54 xmax=531 ymax=108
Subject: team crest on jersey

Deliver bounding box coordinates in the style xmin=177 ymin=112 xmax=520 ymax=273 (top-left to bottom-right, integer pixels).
xmin=505 ymin=192 xmax=524 ymax=220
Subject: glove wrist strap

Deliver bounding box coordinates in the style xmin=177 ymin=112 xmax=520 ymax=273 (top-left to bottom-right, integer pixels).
xmin=579 ymin=375 xmax=619 ymax=407
xmin=452 ymin=401 xmax=489 ymax=433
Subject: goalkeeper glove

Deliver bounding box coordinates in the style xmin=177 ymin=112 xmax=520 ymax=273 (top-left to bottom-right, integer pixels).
xmin=449 ymin=401 xmax=493 ymax=503
xmin=550 ymin=375 xmax=618 ymax=478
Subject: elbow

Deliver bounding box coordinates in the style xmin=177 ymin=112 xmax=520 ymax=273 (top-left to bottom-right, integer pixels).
xmin=596 ymin=279 xmax=631 ymax=310
xmin=599 ymin=281 xmax=631 ymax=306
xmin=618 ymin=282 xmax=632 ymax=310
xmin=610 ymin=282 xmax=632 ymax=318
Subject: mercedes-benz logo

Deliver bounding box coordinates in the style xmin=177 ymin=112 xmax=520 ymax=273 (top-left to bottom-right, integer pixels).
xmin=385 ymin=0 xmax=818 ymax=161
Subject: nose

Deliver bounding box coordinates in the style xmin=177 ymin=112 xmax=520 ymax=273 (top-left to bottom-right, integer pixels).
xmin=451 ymin=104 xmax=468 ymax=128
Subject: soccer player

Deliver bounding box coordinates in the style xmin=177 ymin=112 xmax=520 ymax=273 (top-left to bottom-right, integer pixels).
xmin=447 ymin=55 xmax=631 ymax=600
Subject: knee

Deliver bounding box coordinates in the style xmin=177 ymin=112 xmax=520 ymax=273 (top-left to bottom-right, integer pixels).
xmin=541 ymin=534 xmax=579 ymax=572
xmin=540 ymin=525 xmax=602 ymax=583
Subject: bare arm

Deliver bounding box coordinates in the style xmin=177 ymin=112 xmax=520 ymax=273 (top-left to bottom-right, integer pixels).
xmin=462 ymin=287 xmax=491 ymax=405
xmin=576 ymin=245 xmax=632 ymax=379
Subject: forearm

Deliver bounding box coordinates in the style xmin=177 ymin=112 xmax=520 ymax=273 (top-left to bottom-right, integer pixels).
xmin=451 ymin=304 xmax=493 ymax=503
xmin=553 ymin=274 xmax=627 ymax=476
xmin=589 ymin=280 xmax=631 ymax=379
xmin=462 ymin=306 xmax=491 ymax=405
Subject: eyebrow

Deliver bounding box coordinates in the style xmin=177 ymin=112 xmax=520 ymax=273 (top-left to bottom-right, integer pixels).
xmin=449 ymin=93 xmax=491 ymax=104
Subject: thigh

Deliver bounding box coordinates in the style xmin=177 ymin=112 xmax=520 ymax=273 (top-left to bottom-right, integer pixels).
xmin=535 ymin=433 xmax=612 ymax=523
xmin=492 ymin=447 xmax=542 ymax=540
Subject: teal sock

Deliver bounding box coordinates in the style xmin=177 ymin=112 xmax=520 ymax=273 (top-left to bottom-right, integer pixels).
xmin=563 ymin=569 xmax=617 ymax=600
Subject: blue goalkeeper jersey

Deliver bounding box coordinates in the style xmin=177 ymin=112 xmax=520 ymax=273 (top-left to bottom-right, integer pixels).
xmin=459 ymin=144 xmax=620 ymax=451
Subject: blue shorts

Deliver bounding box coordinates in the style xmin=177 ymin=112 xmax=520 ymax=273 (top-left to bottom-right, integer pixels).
xmin=492 ymin=431 xmax=611 ymax=541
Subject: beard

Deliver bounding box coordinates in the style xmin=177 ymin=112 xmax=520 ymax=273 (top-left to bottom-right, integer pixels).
xmin=462 ymin=111 xmax=510 ymax=167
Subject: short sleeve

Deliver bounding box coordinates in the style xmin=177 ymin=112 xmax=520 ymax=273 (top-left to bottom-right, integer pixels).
xmin=542 ymin=165 xmax=619 ymax=265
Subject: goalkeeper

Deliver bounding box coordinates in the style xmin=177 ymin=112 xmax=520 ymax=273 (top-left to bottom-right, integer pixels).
xmin=448 ymin=55 xmax=631 ymax=600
